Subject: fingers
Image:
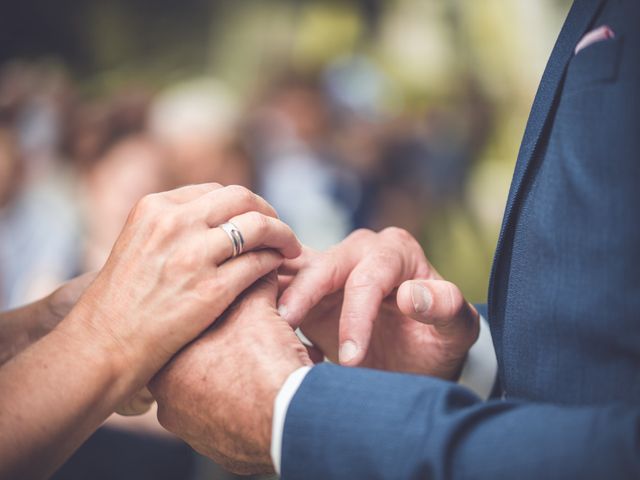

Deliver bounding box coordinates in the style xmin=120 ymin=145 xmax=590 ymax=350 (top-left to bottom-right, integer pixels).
xmin=277 ymin=274 xmax=294 ymax=296
xmin=189 ymin=185 xmax=279 ymax=227
xmin=160 ymin=183 xmax=223 ymax=203
xmin=207 ymin=212 xmax=301 ymax=264
xmin=277 ymin=249 xmax=355 ymax=328
xmin=396 ymin=279 xmax=479 ymax=339
xmin=278 ymin=228 xmax=434 ymax=366
xmin=278 ymin=246 xmax=318 ymax=276
xmin=337 ymin=251 xmax=407 ymax=365
xmin=216 ymin=250 xmax=284 ymax=307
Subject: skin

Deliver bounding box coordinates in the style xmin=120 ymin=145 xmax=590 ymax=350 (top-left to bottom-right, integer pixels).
xmin=150 ymin=272 xmax=311 ymax=475
xmin=279 ymin=228 xmax=479 ymax=379
xmin=0 ymin=272 xmax=97 ymax=367
xmin=0 ymin=183 xmax=301 ymax=479
xmin=152 ymin=227 xmax=480 ymax=475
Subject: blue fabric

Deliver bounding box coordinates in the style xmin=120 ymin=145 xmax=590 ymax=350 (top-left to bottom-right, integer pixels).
xmin=283 ymin=365 xmax=640 ymax=479
xmin=281 ymin=0 xmax=640 ymax=478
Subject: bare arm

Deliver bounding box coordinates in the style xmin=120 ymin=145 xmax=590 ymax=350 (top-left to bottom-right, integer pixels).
xmin=0 ymin=300 xmax=52 ymax=365
xmin=0 ymin=306 xmax=133 ymax=479
xmin=0 ymin=273 xmax=96 ymax=366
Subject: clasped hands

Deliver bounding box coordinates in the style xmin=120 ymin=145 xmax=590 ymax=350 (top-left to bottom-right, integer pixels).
xmin=136 ymin=190 xmax=479 ymax=474
xmin=48 ymin=183 xmax=478 ymax=475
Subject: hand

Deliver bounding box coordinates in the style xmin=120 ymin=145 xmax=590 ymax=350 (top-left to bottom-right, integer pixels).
xmin=64 ymin=183 xmax=302 ymax=397
xmin=278 ymin=228 xmax=479 ymax=379
xmin=150 ymin=272 xmax=311 ymax=475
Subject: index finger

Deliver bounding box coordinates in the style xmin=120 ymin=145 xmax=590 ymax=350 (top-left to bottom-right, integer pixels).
xmin=337 ymin=249 xmax=408 ymax=366
xmin=277 ymin=232 xmax=376 ymax=327
xmin=277 ymin=251 xmax=353 ymax=328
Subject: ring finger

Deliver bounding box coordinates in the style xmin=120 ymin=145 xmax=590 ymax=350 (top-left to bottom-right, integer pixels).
xmin=208 ymin=212 xmax=301 ymax=265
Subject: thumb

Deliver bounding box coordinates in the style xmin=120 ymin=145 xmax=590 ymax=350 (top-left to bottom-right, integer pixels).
xmin=396 ymin=279 xmax=479 ymax=341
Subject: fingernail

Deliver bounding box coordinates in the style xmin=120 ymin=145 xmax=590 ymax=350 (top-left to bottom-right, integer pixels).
xmin=339 ymin=340 xmax=359 ymax=364
xmin=277 ymin=304 xmax=288 ymax=320
xmin=411 ymin=283 xmax=431 ymax=313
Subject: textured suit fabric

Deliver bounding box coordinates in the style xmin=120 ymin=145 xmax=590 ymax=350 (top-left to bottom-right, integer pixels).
xmin=496 ymin=0 xmax=640 ymax=405
xmin=281 ymin=0 xmax=640 ymax=478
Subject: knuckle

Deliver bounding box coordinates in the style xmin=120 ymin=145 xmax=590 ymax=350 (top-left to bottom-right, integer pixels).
xmin=202 ymin=274 xmax=229 ymax=303
xmin=348 ymin=268 xmax=382 ymax=291
xmin=381 ymin=226 xmax=413 ymax=244
xmin=176 ymin=249 xmax=200 ymax=271
xmin=255 ymin=212 xmax=271 ymax=234
xmin=226 ymin=184 xmax=255 ymax=205
xmin=348 ymin=228 xmax=375 ymax=243
xmin=370 ymin=247 xmax=401 ymax=268
xmin=131 ymin=193 xmax=160 ymax=220
xmin=153 ymin=212 xmax=180 ymax=237
xmin=246 ymin=211 xmax=269 ymax=234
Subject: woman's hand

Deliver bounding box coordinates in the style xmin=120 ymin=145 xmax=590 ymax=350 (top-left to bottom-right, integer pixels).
xmin=0 ymin=184 xmax=300 ymax=479
xmin=62 ymin=183 xmax=302 ymax=396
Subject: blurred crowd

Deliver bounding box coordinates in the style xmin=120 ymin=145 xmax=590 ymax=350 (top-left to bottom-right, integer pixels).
xmin=0 ymin=57 xmax=497 ymax=310
xmin=0 ymin=55 xmax=494 ymax=479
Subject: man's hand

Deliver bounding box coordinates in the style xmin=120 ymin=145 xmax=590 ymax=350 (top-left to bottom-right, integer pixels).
xmin=278 ymin=228 xmax=479 ymax=380
xmin=150 ymin=273 xmax=311 ymax=475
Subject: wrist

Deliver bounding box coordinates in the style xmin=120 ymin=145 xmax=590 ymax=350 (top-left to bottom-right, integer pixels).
xmin=55 ymin=301 xmax=141 ymax=404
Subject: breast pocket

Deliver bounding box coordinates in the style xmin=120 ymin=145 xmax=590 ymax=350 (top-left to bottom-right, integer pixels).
xmin=563 ymin=36 xmax=624 ymax=95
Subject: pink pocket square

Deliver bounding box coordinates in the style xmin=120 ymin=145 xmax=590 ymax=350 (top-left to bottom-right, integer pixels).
xmin=575 ymin=25 xmax=615 ymax=54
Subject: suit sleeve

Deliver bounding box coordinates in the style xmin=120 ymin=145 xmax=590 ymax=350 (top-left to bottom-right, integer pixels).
xmin=281 ymin=364 xmax=640 ymax=479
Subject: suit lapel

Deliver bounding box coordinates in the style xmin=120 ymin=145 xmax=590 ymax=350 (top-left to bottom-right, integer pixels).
xmin=488 ymin=0 xmax=606 ymax=340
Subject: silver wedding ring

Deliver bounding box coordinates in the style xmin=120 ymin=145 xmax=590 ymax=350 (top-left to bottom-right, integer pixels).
xmin=219 ymin=222 xmax=245 ymax=259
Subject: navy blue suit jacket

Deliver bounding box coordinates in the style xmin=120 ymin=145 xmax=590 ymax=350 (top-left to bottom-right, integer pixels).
xmin=281 ymin=1 xmax=640 ymax=478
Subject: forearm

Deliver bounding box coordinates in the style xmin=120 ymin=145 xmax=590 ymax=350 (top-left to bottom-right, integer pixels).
xmin=0 ymin=306 xmax=135 ymax=479
xmin=0 ymin=299 xmax=53 ymax=366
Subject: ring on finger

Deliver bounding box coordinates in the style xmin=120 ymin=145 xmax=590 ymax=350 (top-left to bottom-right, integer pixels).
xmin=218 ymin=222 xmax=245 ymax=258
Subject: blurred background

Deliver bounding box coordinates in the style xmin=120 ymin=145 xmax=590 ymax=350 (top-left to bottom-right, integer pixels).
xmin=0 ymin=0 xmax=570 ymax=478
